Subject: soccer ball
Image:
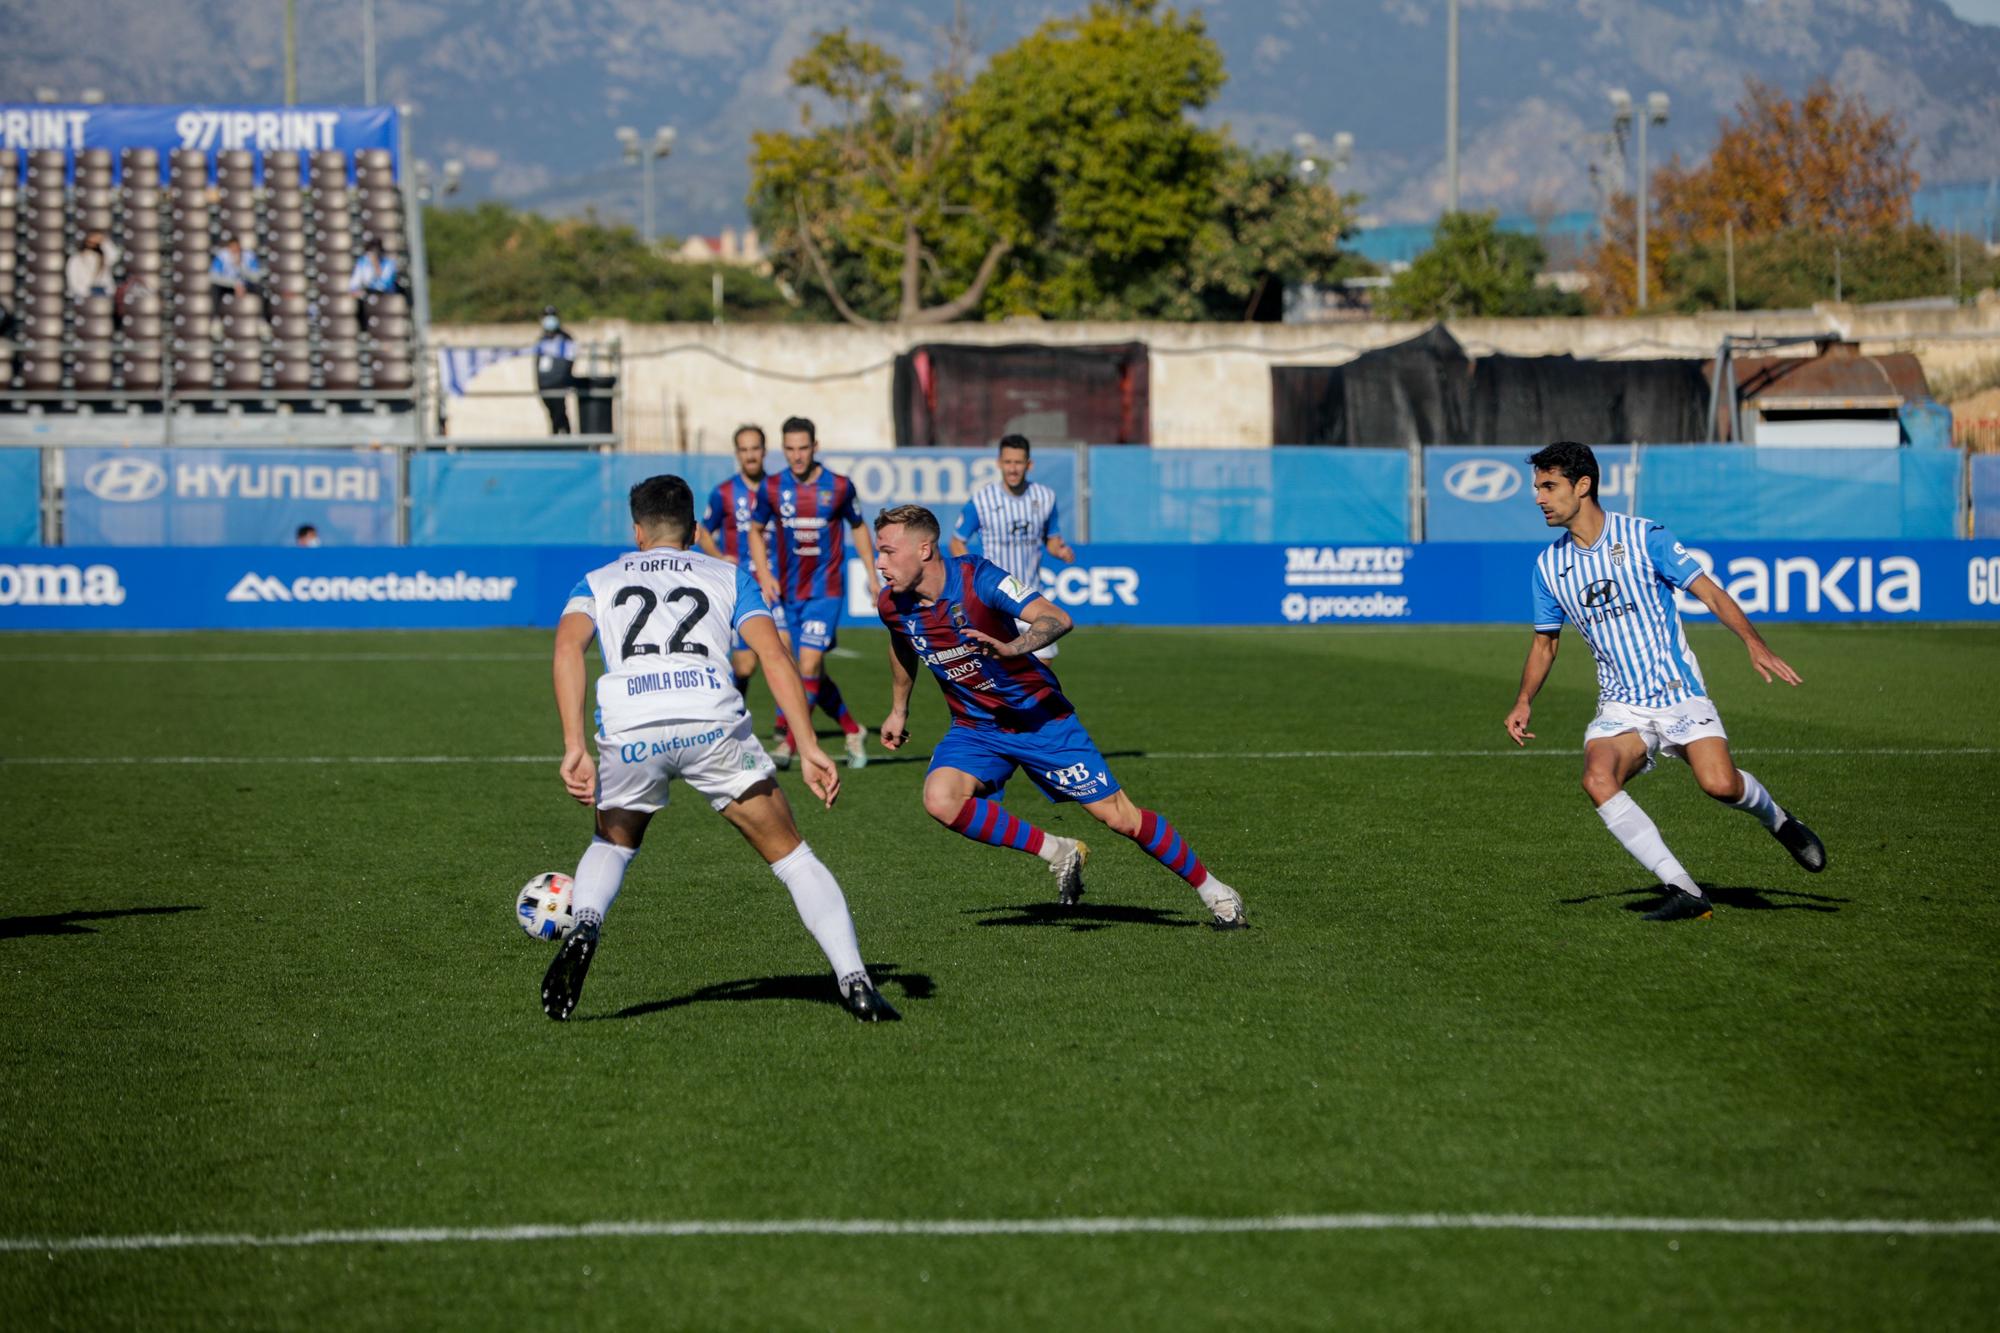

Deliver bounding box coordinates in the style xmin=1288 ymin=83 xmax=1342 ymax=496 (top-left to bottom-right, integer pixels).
xmin=515 ymin=871 xmax=576 ymax=942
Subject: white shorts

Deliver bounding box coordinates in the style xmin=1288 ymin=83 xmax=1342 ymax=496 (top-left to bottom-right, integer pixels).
xmin=1584 ymin=697 xmax=1728 ymax=775
xmin=596 ymin=713 xmax=776 ymax=814
xmin=1015 ymin=616 xmax=1058 ymax=662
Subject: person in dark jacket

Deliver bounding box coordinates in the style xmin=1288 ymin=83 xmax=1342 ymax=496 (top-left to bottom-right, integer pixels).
xmin=534 ymin=306 xmax=578 ymax=435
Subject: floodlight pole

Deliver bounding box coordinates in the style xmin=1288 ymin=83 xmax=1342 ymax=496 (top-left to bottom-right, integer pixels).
xmin=284 ymin=0 xmax=298 ymax=105
xmin=1445 ymin=0 xmax=1460 ymax=213
xmin=363 ymin=0 xmax=377 ymax=104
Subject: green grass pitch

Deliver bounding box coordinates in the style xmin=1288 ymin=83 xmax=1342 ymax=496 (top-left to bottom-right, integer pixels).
xmin=1 ymin=623 xmax=1996 ymax=1329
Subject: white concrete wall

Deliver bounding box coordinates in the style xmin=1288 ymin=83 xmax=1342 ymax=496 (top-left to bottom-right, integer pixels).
xmin=429 ymin=298 xmax=2000 ymax=452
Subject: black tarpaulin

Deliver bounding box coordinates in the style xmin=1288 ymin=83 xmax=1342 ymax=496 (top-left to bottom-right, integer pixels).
xmin=1273 ymin=325 xmax=1708 ymax=446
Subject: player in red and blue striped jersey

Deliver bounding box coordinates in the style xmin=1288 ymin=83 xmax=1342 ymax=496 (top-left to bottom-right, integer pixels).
xmin=746 ymin=417 xmax=874 ymax=769
xmin=872 ymin=504 xmax=1247 ymax=929
xmin=695 ymin=425 xmax=790 ymax=704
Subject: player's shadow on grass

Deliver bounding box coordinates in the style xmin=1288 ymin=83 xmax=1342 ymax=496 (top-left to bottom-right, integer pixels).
xmin=1 ymin=904 xmax=204 ymax=940
xmin=965 ymin=902 xmax=1203 ymax=932
xmin=591 ymin=963 xmax=934 ymax=1022
xmin=1560 ymin=884 xmax=1849 ymax=915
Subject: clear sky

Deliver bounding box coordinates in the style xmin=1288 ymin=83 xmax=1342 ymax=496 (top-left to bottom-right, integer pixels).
xmin=1944 ymin=0 xmax=2000 ymax=24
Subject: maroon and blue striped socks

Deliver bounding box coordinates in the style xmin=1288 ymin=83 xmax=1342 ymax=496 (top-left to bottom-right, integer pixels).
xmin=1131 ymin=809 xmax=1209 ymax=888
xmin=948 ymin=798 xmax=1048 ymax=856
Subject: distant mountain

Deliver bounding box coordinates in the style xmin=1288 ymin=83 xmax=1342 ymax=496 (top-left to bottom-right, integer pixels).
xmin=5 ymin=0 xmax=1997 ymax=235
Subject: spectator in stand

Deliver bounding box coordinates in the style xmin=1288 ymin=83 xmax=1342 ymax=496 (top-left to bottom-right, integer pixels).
xmin=66 ymin=231 xmax=121 ymax=302
xmin=347 ymin=241 xmax=400 ymax=297
xmin=210 ymin=237 xmax=266 ymax=304
xmin=534 ymin=306 xmax=578 ymax=435
xmin=295 ymin=524 xmax=321 ymax=547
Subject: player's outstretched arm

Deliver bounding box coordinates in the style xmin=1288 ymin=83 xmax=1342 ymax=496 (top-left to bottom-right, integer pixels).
xmin=1505 ymin=630 xmax=1561 ymax=746
xmin=1045 ymin=534 xmax=1076 ymax=563
xmin=743 ymin=615 xmax=840 ymax=807
xmin=965 ymin=595 xmax=1070 ymax=659
xmin=948 ymin=535 xmax=970 ymax=557
xmin=880 ymin=633 xmax=919 ymax=750
xmin=1689 ymin=574 xmax=1802 ymax=686
xmin=746 ymin=524 xmax=782 ymax=605
xmin=552 ymin=612 xmax=598 ymax=804
xmin=693 ymin=525 xmax=723 ymax=560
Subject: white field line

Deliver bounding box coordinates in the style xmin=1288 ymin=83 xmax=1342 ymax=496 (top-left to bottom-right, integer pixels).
xmin=1 ymin=746 xmax=1994 ymax=769
xmin=1 ymin=1212 xmax=1995 ymax=1254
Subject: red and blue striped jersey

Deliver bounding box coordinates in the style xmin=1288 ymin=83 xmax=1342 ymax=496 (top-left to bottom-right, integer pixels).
xmin=748 ymin=466 xmax=865 ymax=601
xmin=701 ymin=474 xmax=769 ymax=572
xmin=878 ymin=556 xmax=1073 ymax=732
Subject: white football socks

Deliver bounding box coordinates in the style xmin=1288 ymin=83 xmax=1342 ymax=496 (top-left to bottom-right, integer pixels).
xmin=1729 ymin=769 xmax=1786 ymax=831
xmin=571 ymin=837 xmax=637 ymax=928
xmin=770 ymin=841 xmax=867 ymax=983
xmin=1596 ymin=792 xmax=1703 ymax=897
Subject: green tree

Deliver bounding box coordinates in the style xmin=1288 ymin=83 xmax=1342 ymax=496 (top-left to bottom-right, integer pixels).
xmin=1379 ymin=211 xmax=1583 ymax=320
xmin=750 ymin=1 xmax=1367 ymax=323
xmin=960 ymin=0 xmax=1227 ymax=318
xmin=748 ymin=27 xmax=1009 ymax=326
xmin=422 ymin=202 xmax=791 ymax=324
xmin=1665 ymin=224 xmax=2000 ymax=311
xmin=1189 ymin=148 xmax=1369 ymax=320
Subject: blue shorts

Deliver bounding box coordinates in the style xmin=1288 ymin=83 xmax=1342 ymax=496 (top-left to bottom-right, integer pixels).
xmin=928 ymin=714 xmax=1122 ymax=805
xmin=731 ymin=600 xmax=787 ymax=654
xmin=784 ymin=596 xmax=842 ymax=654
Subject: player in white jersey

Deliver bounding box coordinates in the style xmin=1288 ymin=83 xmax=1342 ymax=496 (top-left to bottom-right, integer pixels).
xmin=949 ymin=435 xmax=1075 ymax=661
xmin=1502 ymin=442 xmax=1826 ymax=922
xmin=543 ymin=474 xmax=898 ymax=1021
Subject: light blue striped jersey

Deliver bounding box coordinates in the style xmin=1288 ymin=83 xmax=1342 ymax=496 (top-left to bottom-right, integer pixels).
xmin=1531 ymin=510 xmax=1710 ymax=708
xmin=955 ymin=481 xmax=1061 ymax=583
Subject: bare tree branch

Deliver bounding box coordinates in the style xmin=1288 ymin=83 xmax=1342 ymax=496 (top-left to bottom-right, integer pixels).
xmin=795 ymin=199 xmax=877 ymax=327
xmin=905 ymin=238 xmax=1012 ymax=324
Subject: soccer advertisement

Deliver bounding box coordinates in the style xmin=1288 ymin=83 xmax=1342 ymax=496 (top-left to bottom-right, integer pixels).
xmin=6 ymin=540 xmax=1999 ymax=630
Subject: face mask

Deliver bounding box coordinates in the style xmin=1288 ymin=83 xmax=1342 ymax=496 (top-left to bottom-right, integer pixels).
xmin=542 ymin=316 xmax=559 ymax=332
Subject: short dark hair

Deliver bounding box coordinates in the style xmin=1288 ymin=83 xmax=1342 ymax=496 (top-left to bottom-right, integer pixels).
xmin=1527 ymin=441 xmax=1599 ymax=501
xmin=780 ymin=416 xmax=816 ymax=442
xmin=629 ymin=474 xmax=695 ymax=540
xmin=874 ymin=504 xmax=940 ymax=541
xmin=733 ymin=424 xmax=766 ymax=447
xmin=997 ymin=434 xmax=1031 ymax=456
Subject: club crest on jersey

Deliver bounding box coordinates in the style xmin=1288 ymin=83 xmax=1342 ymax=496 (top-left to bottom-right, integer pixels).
xmin=948 ymin=602 xmax=971 ymax=632
xmin=1610 ymin=541 xmax=1627 ymax=567
xmin=818 ymin=490 xmax=833 ymax=506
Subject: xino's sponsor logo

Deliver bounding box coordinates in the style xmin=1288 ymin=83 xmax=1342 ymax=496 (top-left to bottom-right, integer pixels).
xmin=1968 ymin=556 xmax=2000 ymax=607
xmin=83 ymin=459 xmax=382 ymax=503
xmin=1284 ymin=546 xmax=1412 ymax=587
xmin=226 ymin=571 xmax=519 ymax=604
xmin=1281 ymin=591 xmax=1409 ymax=622
xmin=1674 ymin=549 xmax=1921 ymax=615
xmin=82 ymin=459 xmax=167 ymax=502
xmin=1038 ymin=565 xmax=1140 ymax=607
xmin=0 ymin=562 xmax=127 ymax=607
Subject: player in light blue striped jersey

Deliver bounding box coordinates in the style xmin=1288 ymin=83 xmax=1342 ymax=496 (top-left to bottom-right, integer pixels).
xmin=949 ymin=435 xmax=1075 ymax=660
xmin=1503 ymin=442 xmax=1826 ymax=921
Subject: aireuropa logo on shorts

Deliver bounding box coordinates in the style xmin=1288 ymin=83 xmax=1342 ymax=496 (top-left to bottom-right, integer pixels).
xmin=0 ymin=562 xmax=128 ymax=606
xmin=225 ymin=570 xmax=520 ymax=604
xmin=1284 ymin=546 xmax=1413 ymax=587
xmin=1280 ymin=590 xmax=1409 ymax=622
